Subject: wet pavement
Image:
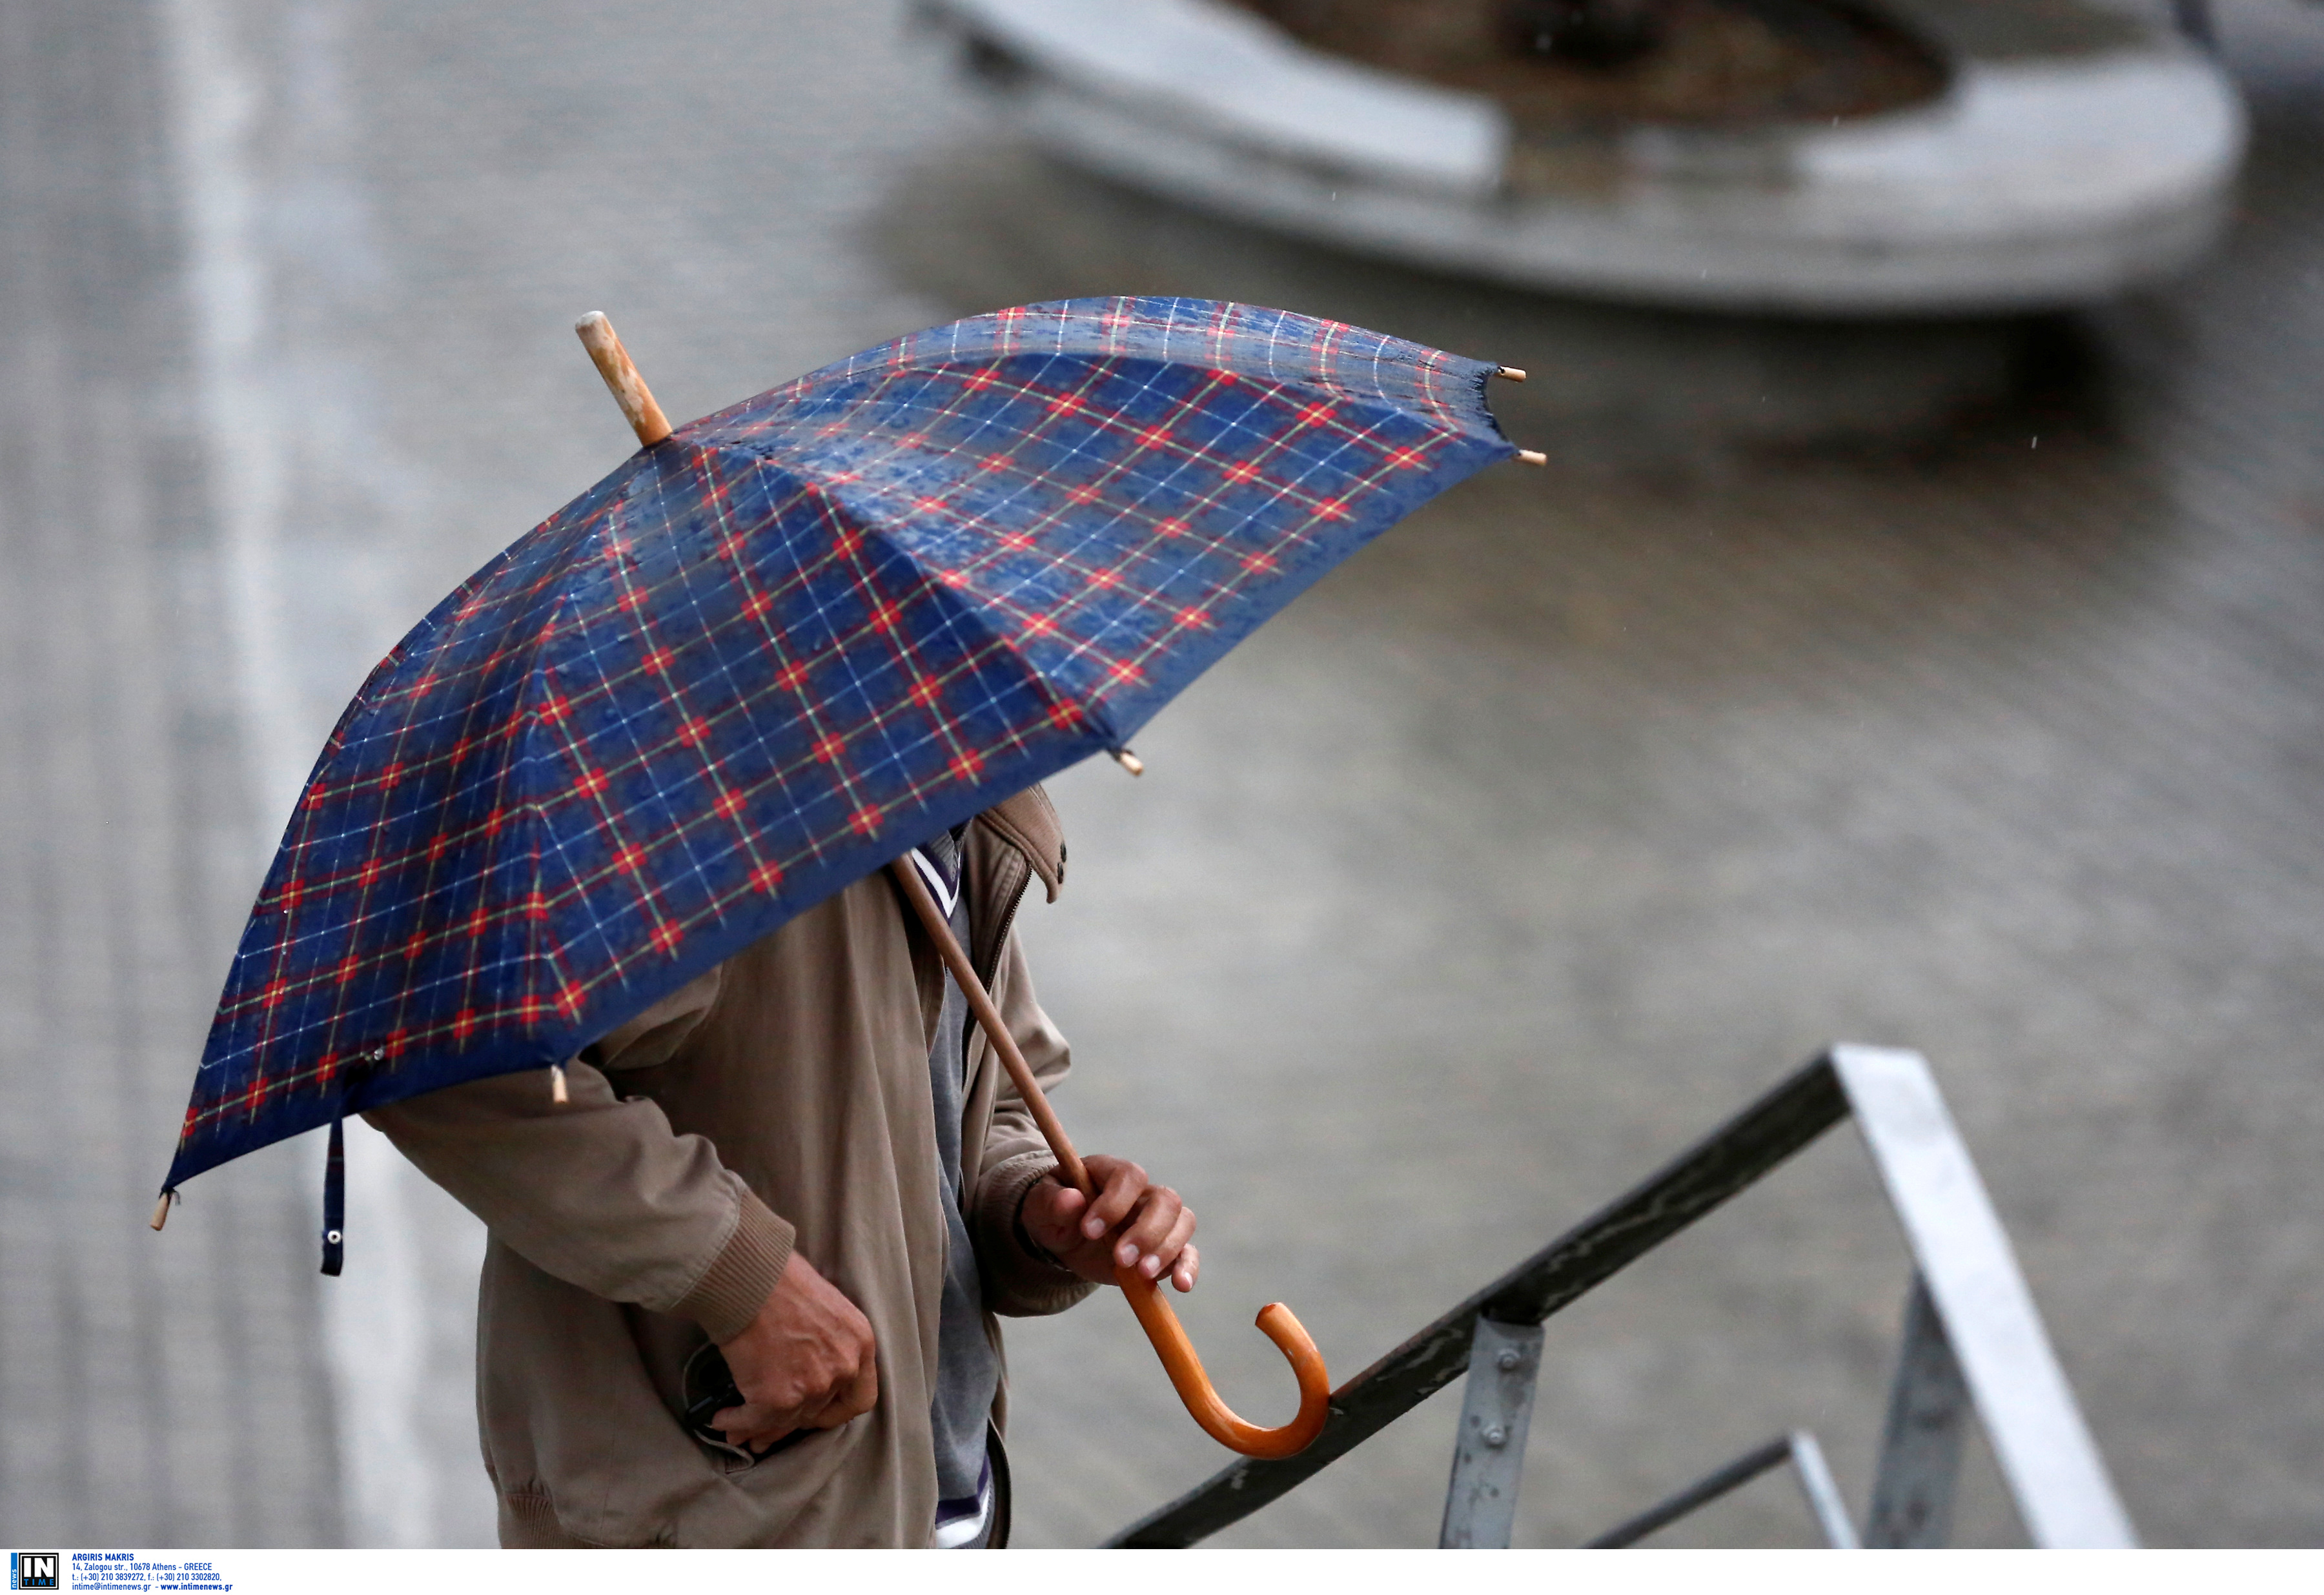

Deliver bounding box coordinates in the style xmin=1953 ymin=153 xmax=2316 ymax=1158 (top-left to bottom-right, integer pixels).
xmin=1 ymin=0 xmax=2318 ymax=1550
xmin=0 ymin=1 xmax=340 ymax=1544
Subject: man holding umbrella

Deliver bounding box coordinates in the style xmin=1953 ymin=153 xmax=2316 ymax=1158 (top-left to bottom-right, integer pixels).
xmin=156 ymin=297 xmax=1519 ymax=1550
xmin=366 ymin=786 xmax=1195 ymax=1549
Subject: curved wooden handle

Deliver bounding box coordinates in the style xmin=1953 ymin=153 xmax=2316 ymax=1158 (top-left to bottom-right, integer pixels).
xmin=886 ymin=857 xmax=1330 ymax=1459
xmin=1116 ymin=1268 xmax=1332 ymax=1459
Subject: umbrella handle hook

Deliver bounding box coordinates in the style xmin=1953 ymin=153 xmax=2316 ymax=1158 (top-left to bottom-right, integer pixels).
xmin=1116 ymin=1265 xmax=1332 ymax=1459
xmin=888 ymin=859 xmax=1330 ymax=1459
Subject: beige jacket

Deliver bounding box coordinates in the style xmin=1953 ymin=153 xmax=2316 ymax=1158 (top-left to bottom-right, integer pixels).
xmin=365 ymin=788 xmax=1094 ymax=1547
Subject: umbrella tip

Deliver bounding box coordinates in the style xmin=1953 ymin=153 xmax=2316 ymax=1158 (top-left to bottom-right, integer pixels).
xmin=1516 ymin=449 xmax=1547 ymax=467
xmin=150 ymin=1189 xmax=176 ymax=1232
xmin=1496 ymin=365 xmax=1529 ymax=382
xmin=1110 ymin=747 xmax=1146 ymax=777
xmin=575 ymin=311 xmax=675 ymax=449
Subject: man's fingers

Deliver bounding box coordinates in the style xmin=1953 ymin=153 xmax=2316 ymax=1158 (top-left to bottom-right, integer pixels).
xmin=828 ymin=1348 xmax=880 ymax=1427
xmin=1117 ymin=1185 xmax=1185 ymax=1270
xmin=712 ymin=1398 xmax=788 ymax=1431
xmin=1023 ymin=1178 xmax=1086 ymax=1247
xmin=1135 ymin=1203 xmax=1198 ymax=1279
xmin=1027 ymin=1156 xmax=1205 ymax=1291
xmin=713 ymin=1401 xmax=799 ymax=1448
xmin=719 ymin=1354 xmax=870 ymax=1445
xmin=1083 ymin=1160 xmax=1148 ymax=1237
xmin=793 ymin=1332 xmax=876 ymax=1432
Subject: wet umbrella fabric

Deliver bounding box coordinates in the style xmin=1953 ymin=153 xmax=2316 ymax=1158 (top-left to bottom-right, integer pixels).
xmin=161 ymin=296 xmax=1515 ymax=1204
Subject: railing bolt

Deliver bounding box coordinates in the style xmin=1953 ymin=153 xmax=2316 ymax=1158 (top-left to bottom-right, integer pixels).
xmin=1496 ymin=1347 xmax=1522 ymax=1370
xmin=1483 ymin=1425 xmax=1509 ymax=1448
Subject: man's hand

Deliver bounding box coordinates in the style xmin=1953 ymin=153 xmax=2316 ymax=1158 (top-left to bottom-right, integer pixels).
xmin=713 ymin=1252 xmax=878 ymax=1453
xmin=1020 ymin=1154 xmax=1199 ymax=1292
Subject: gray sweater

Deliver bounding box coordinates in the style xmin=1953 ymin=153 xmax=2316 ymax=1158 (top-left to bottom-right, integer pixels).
xmin=911 ymin=828 xmax=1003 ymax=1520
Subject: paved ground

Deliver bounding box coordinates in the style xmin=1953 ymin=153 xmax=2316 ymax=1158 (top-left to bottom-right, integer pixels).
xmin=0 ymin=1 xmax=340 ymax=1546
xmin=1 ymin=0 xmax=2318 ymax=1551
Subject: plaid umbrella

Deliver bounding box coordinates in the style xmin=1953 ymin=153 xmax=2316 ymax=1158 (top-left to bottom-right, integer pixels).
xmin=158 ymin=296 xmax=1520 ymax=1215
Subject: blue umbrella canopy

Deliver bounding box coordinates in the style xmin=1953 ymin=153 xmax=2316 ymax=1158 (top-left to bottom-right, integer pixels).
xmin=162 ymin=296 xmax=1518 ymax=1196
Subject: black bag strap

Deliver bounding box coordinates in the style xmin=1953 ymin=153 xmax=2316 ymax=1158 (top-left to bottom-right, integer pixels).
xmin=320 ymin=1114 xmax=346 ymax=1276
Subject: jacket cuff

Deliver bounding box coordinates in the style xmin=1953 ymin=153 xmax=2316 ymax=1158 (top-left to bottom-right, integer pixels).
xmin=674 ymin=1190 xmax=795 ymax=1344
xmin=973 ymin=1151 xmax=1098 ymax=1318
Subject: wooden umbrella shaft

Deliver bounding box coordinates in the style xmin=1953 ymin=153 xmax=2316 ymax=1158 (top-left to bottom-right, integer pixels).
xmin=885 ymin=856 xmax=1330 ymax=1459
xmin=887 ymin=858 xmax=1092 ymax=1198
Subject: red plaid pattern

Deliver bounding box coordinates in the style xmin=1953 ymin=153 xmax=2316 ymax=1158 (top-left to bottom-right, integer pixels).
xmin=163 ymin=297 xmax=1513 ymax=1191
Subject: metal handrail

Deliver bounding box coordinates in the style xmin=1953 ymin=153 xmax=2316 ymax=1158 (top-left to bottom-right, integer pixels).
xmin=1104 ymin=1046 xmax=2135 ymax=1550
xmin=1584 ymin=1430 xmax=1857 ymax=1549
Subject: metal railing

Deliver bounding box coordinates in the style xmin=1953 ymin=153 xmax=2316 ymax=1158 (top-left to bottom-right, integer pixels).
xmin=1104 ymin=1046 xmax=2136 ymax=1549
xmin=1583 ymin=1429 xmax=1857 ymax=1549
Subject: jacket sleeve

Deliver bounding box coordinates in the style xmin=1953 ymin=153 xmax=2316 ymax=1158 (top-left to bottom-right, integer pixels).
xmin=361 ymin=966 xmax=793 ymax=1345
xmin=969 ymin=930 xmax=1099 ymax=1318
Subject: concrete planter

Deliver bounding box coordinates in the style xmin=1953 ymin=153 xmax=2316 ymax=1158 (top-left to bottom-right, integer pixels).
xmin=925 ymin=0 xmax=2245 ymax=314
